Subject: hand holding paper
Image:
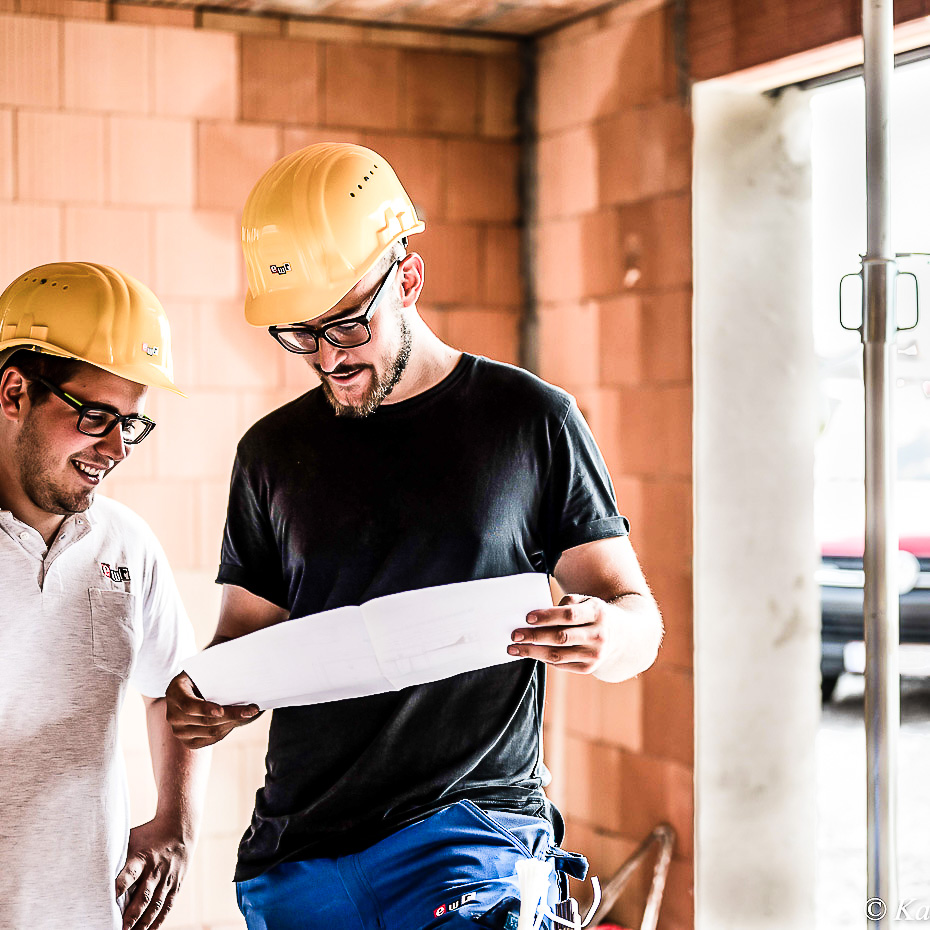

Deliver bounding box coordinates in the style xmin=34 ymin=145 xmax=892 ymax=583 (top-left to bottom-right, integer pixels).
xmin=183 ymin=573 xmax=553 ymax=711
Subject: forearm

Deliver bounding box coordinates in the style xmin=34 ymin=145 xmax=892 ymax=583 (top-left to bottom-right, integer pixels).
xmin=593 ymin=592 xmax=663 ymax=683
xmin=144 ymin=697 xmax=211 ymax=842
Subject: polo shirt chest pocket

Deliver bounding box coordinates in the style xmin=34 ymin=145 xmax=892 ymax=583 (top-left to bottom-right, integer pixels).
xmin=89 ymin=588 xmax=137 ymax=679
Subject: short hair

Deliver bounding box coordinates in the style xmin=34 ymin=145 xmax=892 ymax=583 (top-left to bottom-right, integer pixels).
xmin=0 ymin=350 xmax=85 ymax=403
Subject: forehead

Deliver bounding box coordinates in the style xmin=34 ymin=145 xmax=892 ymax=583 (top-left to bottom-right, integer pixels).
xmin=59 ymin=363 xmax=147 ymax=412
xmin=306 ymin=263 xmax=385 ymax=327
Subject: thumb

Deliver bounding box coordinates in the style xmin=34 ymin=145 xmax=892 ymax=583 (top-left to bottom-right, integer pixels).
xmin=558 ymin=593 xmax=589 ymax=606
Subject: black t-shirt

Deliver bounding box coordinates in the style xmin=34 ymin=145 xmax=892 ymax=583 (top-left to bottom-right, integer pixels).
xmin=218 ymin=354 xmax=628 ymax=880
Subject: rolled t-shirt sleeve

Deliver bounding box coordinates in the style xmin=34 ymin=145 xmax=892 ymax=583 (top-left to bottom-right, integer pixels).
xmin=216 ymin=450 xmax=289 ymax=609
xmin=540 ymin=398 xmax=629 ymax=572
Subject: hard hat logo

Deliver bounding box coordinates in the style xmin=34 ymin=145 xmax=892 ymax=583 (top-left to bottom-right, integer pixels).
xmin=241 ymin=142 xmax=425 ymax=327
xmin=0 ymin=262 xmax=184 ymax=396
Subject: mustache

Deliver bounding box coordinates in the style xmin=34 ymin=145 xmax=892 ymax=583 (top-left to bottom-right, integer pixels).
xmin=316 ymin=363 xmax=370 ymax=377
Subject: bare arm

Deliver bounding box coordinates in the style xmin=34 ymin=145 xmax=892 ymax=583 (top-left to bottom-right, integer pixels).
xmin=507 ymin=535 xmax=663 ymax=682
xmin=166 ymin=585 xmax=289 ymax=748
xmin=116 ymin=696 xmax=211 ymax=929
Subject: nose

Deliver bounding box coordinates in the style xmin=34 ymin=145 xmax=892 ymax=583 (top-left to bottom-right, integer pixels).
xmin=95 ymin=425 xmax=129 ymax=463
xmin=317 ymin=339 xmax=348 ymax=373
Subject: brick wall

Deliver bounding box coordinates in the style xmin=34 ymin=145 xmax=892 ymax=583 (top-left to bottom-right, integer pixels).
xmin=534 ymin=2 xmax=694 ymax=928
xmin=689 ymin=0 xmax=930 ymax=81
xmin=1 ymin=7 xmax=522 ymax=928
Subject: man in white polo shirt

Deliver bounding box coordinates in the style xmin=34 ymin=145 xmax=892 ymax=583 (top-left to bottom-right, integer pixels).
xmin=0 ymin=262 xmax=209 ymax=930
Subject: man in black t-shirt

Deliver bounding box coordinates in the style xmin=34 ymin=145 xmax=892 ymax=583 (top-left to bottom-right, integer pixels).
xmin=166 ymin=143 xmax=663 ymax=930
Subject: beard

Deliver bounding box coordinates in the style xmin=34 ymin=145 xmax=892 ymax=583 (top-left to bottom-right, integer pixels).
xmin=318 ymin=316 xmax=413 ymax=418
xmin=13 ymin=413 xmax=97 ymax=516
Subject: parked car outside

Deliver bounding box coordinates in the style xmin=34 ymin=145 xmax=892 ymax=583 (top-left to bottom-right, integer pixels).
xmin=816 ymin=372 xmax=930 ymax=702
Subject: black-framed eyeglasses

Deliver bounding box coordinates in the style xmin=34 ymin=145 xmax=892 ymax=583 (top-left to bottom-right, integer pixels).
xmin=33 ymin=376 xmax=156 ymax=445
xmin=268 ymin=259 xmax=402 ymax=355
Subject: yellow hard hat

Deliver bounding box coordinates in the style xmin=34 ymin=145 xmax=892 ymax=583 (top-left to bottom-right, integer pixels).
xmin=0 ymin=262 xmax=183 ymax=395
xmin=241 ymin=142 xmax=425 ymax=327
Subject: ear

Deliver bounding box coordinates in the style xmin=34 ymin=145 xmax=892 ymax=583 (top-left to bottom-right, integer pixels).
xmin=0 ymin=367 xmax=31 ymax=424
xmin=398 ymin=252 xmax=425 ymax=309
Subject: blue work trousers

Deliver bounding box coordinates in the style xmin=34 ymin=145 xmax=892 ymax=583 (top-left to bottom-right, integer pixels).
xmin=236 ymin=800 xmax=585 ymax=930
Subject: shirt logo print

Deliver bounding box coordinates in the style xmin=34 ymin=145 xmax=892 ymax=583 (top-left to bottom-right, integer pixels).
xmin=101 ymin=563 xmax=131 ymax=582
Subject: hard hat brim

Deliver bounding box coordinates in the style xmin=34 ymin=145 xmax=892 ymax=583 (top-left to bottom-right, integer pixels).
xmin=0 ymin=341 xmax=187 ymax=397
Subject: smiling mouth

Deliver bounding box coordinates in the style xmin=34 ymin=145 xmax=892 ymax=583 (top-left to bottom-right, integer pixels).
xmin=325 ymin=366 xmax=367 ymax=385
xmin=72 ymin=461 xmax=108 ymax=484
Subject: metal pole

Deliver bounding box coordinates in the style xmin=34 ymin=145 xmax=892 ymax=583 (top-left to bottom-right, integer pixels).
xmin=861 ymin=0 xmax=899 ymax=924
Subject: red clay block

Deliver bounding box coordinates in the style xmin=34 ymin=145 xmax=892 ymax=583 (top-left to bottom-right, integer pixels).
xmin=17 ymin=0 xmax=106 ymax=19
xmin=242 ymin=35 xmax=317 ymax=125
xmin=64 ymin=20 xmax=149 ymax=113
xmin=613 ymin=475 xmax=644 ymax=538
xmin=563 ymin=672 xmax=604 ymax=743
xmin=642 ymin=194 xmax=691 ymax=290
xmin=109 ymin=116 xmax=194 ymax=207
xmin=154 ymin=389 xmax=241 ymax=481
xmin=0 ymin=203 xmax=62 ymax=289
xmin=156 ymin=297 xmax=198 ymax=392
xmin=587 ymin=742 xmax=625 ymax=834
xmin=63 ymin=206 xmax=151 ymax=284
xmin=17 ymin=110 xmax=105 ymax=203
xmin=637 ymin=477 xmax=691 ymax=575
xmin=579 ymin=209 xmax=624 ymax=299
xmin=537 ymin=300 xmax=599 ymax=390
xmin=283 ymin=127 xmax=363 ymax=154
xmin=647 ymin=568 xmax=693 ymax=671
xmin=619 ymin=753 xmax=693 ymax=860
xmin=402 ymin=49 xmax=478 ymax=135
xmin=153 ymin=209 xmax=241 ymax=300
xmin=599 ymin=295 xmax=643 ymax=387
xmin=597 ymin=109 xmax=642 ymax=207
xmin=0 ymin=109 xmax=12 ymax=199
xmin=197 ymin=121 xmax=280 ymax=211
xmin=639 ymin=99 xmax=692 ymax=197
xmin=480 ymin=224 xmax=522 ymax=308
xmin=0 ymin=16 xmax=60 ymax=108
xmin=619 ymin=386 xmax=691 ymax=478
xmin=416 ymin=222 xmax=481 ymax=305
xmin=600 ymin=676 xmax=644 ymax=753
xmin=642 ymin=663 xmax=693 ymax=768
xmin=536 ymin=217 xmax=585 ymax=304
xmin=444 ymin=309 xmax=520 ymax=365
xmin=538 ymin=125 xmax=599 ymax=220
xmin=195 ymin=299 xmax=285 ymax=390
xmin=574 ymin=387 xmax=624 ymax=481
xmin=154 ymin=27 xmax=237 ymax=120
xmin=324 ymin=42 xmax=400 ymax=131
xmin=198 ymin=476 xmax=233 ymax=571
xmin=561 ymin=732 xmax=595 ymax=823
xmin=361 ymin=132 xmax=443 ymax=224
xmin=113 ymin=3 xmax=195 ymax=27
xmin=641 ymin=290 xmax=692 ymax=384
xmin=444 ymin=139 xmax=519 ymax=223
xmin=481 ymin=55 xmax=521 ymax=139
xmin=105 ymin=477 xmax=199 ymax=567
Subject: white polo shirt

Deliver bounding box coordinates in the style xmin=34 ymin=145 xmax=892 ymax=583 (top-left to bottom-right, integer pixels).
xmin=0 ymin=496 xmax=195 ymax=930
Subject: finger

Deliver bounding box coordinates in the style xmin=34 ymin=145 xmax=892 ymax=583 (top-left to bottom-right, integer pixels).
xmin=525 ymin=600 xmax=594 ymax=627
xmin=116 ymin=854 xmax=145 ymax=899
xmin=122 ymin=868 xmax=166 ymax=930
xmin=508 ymin=642 xmax=599 ymax=670
xmin=170 ymin=721 xmax=239 ymax=748
xmin=511 ymin=625 xmax=600 ymax=653
xmin=147 ymin=886 xmax=179 ymax=930
xmin=169 ymin=700 xmax=259 ymax=728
